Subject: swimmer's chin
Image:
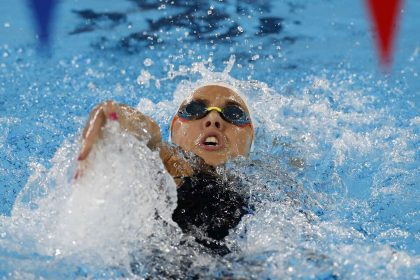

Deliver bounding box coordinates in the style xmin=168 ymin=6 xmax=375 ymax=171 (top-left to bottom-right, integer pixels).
xmin=193 ymin=148 xmax=231 ymax=167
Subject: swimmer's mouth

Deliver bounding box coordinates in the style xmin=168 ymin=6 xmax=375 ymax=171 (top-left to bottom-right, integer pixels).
xmin=205 ymin=136 xmax=218 ymax=145
xmin=198 ymin=132 xmax=225 ymax=151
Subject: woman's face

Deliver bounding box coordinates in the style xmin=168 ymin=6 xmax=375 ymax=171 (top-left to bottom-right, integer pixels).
xmin=171 ymin=85 xmax=254 ymax=166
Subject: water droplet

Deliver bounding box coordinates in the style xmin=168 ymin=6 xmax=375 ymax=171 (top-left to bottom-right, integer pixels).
xmin=137 ymin=70 xmax=153 ymax=87
xmin=143 ymin=58 xmax=153 ymax=67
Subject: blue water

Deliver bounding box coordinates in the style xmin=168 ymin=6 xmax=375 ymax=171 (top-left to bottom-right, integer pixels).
xmin=0 ymin=0 xmax=419 ymax=279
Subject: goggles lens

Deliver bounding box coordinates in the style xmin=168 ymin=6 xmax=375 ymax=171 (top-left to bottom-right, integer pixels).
xmin=178 ymin=100 xmax=251 ymax=126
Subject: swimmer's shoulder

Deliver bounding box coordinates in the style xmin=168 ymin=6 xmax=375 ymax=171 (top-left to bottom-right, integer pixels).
xmin=158 ymin=142 xmax=210 ymax=186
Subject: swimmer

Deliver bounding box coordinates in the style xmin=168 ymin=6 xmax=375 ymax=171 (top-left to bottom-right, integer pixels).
xmin=77 ymin=84 xmax=254 ymax=255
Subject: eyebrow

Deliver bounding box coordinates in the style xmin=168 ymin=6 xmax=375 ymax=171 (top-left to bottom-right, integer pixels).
xmin=193 ymin=98 xmax=209 ymax=105
xmin=224 ymin=100 xmax=243 ymax=108
xmin=183 ymin=98 xmax=244 ymax=108
xmin=180 ymin=98 xmax=208 ymax=108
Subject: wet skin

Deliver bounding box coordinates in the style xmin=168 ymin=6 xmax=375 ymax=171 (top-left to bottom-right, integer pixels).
xmin=171 ymin=85 xmax=254 ymax=166
xmin=77 ymin=85 xmax=254 ymax=180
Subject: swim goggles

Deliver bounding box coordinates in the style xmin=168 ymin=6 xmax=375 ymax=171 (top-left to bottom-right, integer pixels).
xmin=176 ymin=100 xmax=252 ymax=127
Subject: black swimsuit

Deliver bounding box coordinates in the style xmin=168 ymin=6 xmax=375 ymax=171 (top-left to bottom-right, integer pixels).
xmin=172 ymin=171 xmax=250 ymax=255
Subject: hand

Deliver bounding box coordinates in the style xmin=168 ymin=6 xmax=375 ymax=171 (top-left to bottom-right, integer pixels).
xmin=74 ymin=100 xmax=163 ymax=180
xmin=78 ymin=100 xmax=119 ymax=161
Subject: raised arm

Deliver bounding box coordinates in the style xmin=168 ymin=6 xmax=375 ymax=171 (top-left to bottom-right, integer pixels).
xmin=78 ymin=100 xmax=162 ymax=160
xmin=77 ymin=100 xmax=197 ymax=184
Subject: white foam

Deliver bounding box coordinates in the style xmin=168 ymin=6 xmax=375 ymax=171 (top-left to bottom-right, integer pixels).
xmin=9 ymin=122 xmax=178 ymax=268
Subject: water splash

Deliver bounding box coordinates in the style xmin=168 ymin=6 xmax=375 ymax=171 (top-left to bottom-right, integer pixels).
xmin=1 ymin=122 xmax=179 ymax=276
xmin=136 ymin=60 xmax=419 ymax=278
xmin=0 ymin=57 xmax=418 ymax=278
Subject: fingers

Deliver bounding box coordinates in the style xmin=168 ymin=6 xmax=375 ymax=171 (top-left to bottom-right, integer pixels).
xmin=103 ymin=100 xmax=120 ymax=118
xmin=78 ymin=107 xmax=106 ymax=161
xmin=75 ymin=101 xmax=121 ymax=183
xmin=73 ymin=159 xmax=88 ymax=182
xmin=79 ymin=101 xmax=120 ymax=161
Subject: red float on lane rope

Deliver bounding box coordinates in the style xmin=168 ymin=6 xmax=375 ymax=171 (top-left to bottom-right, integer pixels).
xmin=366 ymin=0 xmax=403 ymax=69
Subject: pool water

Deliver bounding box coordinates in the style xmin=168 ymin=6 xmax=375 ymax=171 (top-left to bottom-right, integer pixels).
xmin=0 ymin=0 xmax=419 ymax=279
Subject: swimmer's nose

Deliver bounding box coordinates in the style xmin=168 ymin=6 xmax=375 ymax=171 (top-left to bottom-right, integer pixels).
xmin=203 ymin=110 xmax=224 ymax=130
